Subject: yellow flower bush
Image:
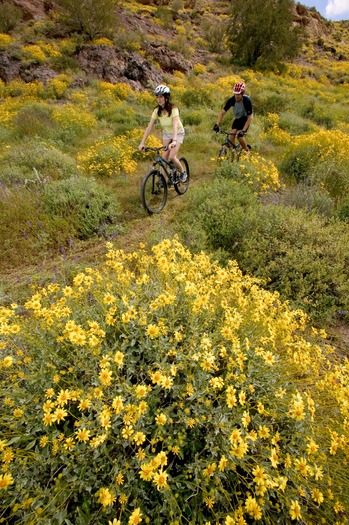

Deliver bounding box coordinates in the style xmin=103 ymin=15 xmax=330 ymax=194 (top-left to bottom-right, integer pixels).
xmin=93 ymin=38 xmax=114 ymax=46
xmin=97 ymin=81 xmax=134 ymax=100
xmin=215 ymin=152 xmax=281 ymax=194
xmin=281 ymin=129 xmax=349 ymax=197
xmin=261 ymin=112 xmax=292 ymax=145
xmin=0 ymin=33 xmax=14 ymax=48
xmin=1 ymin=239 xmax=348 ymax=524
xmin=21 ymin=44 xmax=46 ymax=64
xmin=46 ymin=74 xmax=72 ymax=99
xmin=239 ymin=153 xmax=281 ymax=192
xmin=193 ymin=63 xmax=206 ymax=76
xmin=292 ymin=129 xmax=349 ymax=163
xmin=0 ymin=97 xmax=31 ymax=127
xmin=51 ymin=103 xmax=97 ymax=142
xmin=78 ymin=129 xmax=161 ymax=178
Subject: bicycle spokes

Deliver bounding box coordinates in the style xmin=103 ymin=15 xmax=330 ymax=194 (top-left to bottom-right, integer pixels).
xmin=141 ymin=170 xmax=168 ymax=214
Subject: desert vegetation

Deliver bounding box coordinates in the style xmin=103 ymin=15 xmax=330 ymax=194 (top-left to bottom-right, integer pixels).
xmin=1 ymin=0 xmax=349 ymax=523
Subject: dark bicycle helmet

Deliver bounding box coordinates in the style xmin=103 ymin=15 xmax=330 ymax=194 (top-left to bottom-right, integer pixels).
xmin=233 ymin=82 xmax=245 ymax=94
xmin=154 ymin=84 xmax=171 ymax=96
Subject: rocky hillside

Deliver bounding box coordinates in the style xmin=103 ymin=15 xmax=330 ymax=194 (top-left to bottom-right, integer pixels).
xmin=0 ymin=0 xmax=339 ymax=90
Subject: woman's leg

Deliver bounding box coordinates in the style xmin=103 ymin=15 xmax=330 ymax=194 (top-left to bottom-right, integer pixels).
xmin=168 ymin=143 xmax=184 ymax=172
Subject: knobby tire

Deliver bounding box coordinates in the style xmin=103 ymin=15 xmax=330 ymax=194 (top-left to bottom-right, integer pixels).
xmin=141 ymin=170 xmax=167 ymax=214
xmin=218 ymin=145 xmax=228 ymax=159
xmin=174 ymin=157 xmax=190 ymax=195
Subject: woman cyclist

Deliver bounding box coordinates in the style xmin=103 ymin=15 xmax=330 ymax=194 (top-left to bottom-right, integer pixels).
xmin=138 ymin=84 xmax=187 ymax=182
xmin=213 ymin=81 xmax=253 ymax=153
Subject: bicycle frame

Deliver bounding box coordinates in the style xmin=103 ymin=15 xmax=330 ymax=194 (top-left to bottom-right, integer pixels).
xmin=146 ymin=146 xmax=176 ymax=182
xmin=220 ymin=130 xmax=241 ymax=150
xmin=217 ymin=130 xmax=243 ymax=161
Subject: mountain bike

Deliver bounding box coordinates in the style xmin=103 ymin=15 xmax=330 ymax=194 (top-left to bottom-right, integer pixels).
xmin=140 ymin=146 xmax=190 ymax=214
xmin=217 ymin=130 xmax=251 ymax=162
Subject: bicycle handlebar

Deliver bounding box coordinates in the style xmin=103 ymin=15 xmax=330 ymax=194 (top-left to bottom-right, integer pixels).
xmin=218 ymin=130 xmax=238 ymax=137
xmin=141 ymin=146 xmax=168 ymax=153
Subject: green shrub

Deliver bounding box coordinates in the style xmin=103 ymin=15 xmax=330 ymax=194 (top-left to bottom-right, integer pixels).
xmin=215 ymin=153 xmax=281 ymax=194
xmin=0 ymin=1 xmax=21 ymax=33
xmin=179 ymin=85 xmax=213 ymax=107
xmin=265 ymin=184 xmax=335 ymax=217
xmin=51 ymin=104 xmax=98 ymax=144
xmin=301 ymin=99 xmax=334 ymax=129
xmin=252 ymin=91 xmax=290 ymax=116
xmin=50 ymin=53 xmax=81 ymax=72
xmin=181 ymin=182 xmax=349 ymax=323
xmin=0 ymin=141 xmax=77 ymax=187
xmin=12 ymin=102 xmax=55 ymax=139
xmin=200 ymin=16 xmax=228 ymax=53
xmin=278 ymin=111 xmax=315 ymax=135
xmin=168 ymin=34 xmax=194 ymax=58
xmin=215 ymin=160 xmax=242 ymax=180
xmin=337 ymin=196 xmax=349 ymax=222
xmin=238 ymin=206 xmax=349 ymax=322
xmin=0 ymin=190 xmax=63 ymax=268
xmin=93 ymin=99 xmax=140 ymax=131
xmin=280 ymin=145 xmax=319 ymax=182
xmin=42 ymin=177 xmax=121 ymax=239
xmin=311 ymin=157 xmax=349 ymax=200
xmin=155 ymin=6 xmax=173 ymax=28
xmin=180 ymin=179 xmax=257 ymax=257
xmin=183 ymin=109 xmax=203 ymax=126
xmin=56 ymin=0 xmax=118 ymax=39
xmin=280 ymin=133 xmax=349 ymax=199
xmin=1 ymin=240 xmax=348 ymax=524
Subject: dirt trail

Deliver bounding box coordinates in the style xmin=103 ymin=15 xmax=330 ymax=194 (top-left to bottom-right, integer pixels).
xmin=0 ymin=183 xmax=190 ymax=302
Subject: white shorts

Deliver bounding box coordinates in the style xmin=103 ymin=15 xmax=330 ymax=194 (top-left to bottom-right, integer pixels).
xmin=163 ymin=131 xmax=185 ymax=144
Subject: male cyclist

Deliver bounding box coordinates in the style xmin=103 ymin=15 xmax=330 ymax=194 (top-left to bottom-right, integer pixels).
xmin=213 ymin=82 xmax=253 ymax=153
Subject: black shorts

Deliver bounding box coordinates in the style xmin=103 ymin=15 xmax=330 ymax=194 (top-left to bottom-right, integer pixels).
xmin=232 ymin=116 xmax=248 ymax=131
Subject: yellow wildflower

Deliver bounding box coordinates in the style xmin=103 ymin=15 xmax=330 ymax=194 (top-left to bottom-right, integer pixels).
xmin=0 ymin=472 xmax=14 ymax=490
xmin=96 ymin=487 xmax=116 ymax=507
xmin=155 ymin=413 xmax=167 ymax=425
xmin=128 ymin=507 xmax=143 ymax=525
xmin=76 ymin=428 xmax=90 ymax=442
xmin=245 ymin=496 xmax=262 ymax=520
xmin=99 ymin=368 xmax=113 ymax=386
xmin=153 ymin=470 xmax=169 ymax=490
xmin=312 ymin=488 xmax=324 ymax=505
xmin=289 ymin=500 xmax=302 ymax=521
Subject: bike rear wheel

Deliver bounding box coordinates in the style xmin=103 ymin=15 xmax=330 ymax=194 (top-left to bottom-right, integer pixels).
xmin=174 ymin=157 xmax=190 ymax=195
xmin=141 ymin=170 xmax=167 ymax=214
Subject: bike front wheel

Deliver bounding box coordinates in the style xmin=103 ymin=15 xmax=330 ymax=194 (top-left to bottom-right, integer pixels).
xmin=141 ymin=170 xmax=167 ymax=214
xmin=234 ymin=146 xmax=242 ymax=162
xmin=218 ymin=145 xmax=229 ymax=159
xmin=174 ymin=157 xmax=190 ymax=195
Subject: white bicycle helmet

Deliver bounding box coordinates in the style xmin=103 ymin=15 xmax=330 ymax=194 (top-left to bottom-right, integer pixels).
xmin=154 ymin=84 xmax=170 ymax=96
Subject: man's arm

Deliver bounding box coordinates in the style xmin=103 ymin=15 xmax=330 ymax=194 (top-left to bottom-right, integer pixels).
xmin=242 ymin=114 xmax=253 ymax=132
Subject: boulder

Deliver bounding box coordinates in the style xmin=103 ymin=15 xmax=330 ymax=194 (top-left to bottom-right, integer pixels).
xmin=0 ymin=51 xmax=57 ymax=83
xmin=76 ymin=45 xmax=164 ymax=89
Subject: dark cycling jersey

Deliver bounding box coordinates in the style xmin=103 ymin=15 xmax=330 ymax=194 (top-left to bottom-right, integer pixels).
xmin=223 ymin=95 xmax=253 ymax=118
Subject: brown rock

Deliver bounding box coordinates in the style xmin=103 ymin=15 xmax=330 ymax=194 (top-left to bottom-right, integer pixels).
xmin=0 ymin=51 xmax=57 ymax=83
xmin=76 ymin=45 xmax=165 ymax=89
xmin=12 ymin=0 xmax=54 ymax=21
